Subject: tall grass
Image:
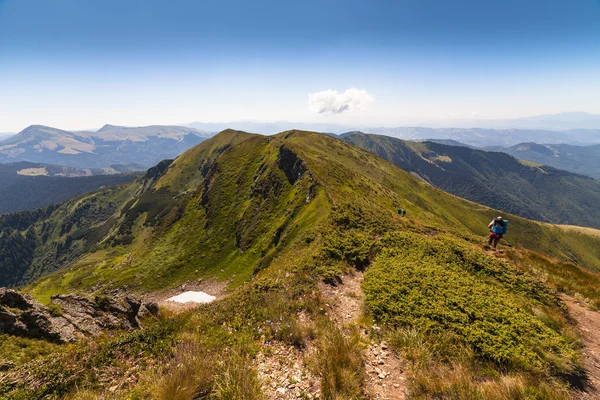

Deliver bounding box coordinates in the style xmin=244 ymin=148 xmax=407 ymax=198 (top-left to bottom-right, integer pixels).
xmin=315 ymin=326 xmax=364 ymax=399
xmin=143 ymin=337 xmax=215 ymax=400
xmin=213 ymin=349 xmax=263 ymax=400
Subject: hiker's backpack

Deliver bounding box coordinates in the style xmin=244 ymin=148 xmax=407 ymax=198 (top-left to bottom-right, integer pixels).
xmin=492 ymin=225 xmax=504 ymax=234
xmin=502 ymin=220 xmax=508 ymax=235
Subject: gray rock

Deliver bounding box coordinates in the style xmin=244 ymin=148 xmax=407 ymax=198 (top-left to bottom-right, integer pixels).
xmin=138 ymin=301 xmax=160 ymax=319
xmin=0 ymin=305 xmax=19 ymax=333
xmin=0 ymin=288 xmax=146 ymax=343
xmin=0 ymin=288 xmax=33 ymax=310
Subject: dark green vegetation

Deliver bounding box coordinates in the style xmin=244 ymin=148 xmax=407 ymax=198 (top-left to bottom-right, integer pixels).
xmin=343 ymin=133 xmax=600 ymax=229
xmin=2 ymin=130 xmax=600 ymax=398
xmin=0 ymin=124 xmax=210 ymax=168
xmin=364 ymin=232 xmax=577 ymax=376
xmin=0 ymin=162 xmax=141 ymax=214
xmin=496 ymin=142 xmax=600 ymax=180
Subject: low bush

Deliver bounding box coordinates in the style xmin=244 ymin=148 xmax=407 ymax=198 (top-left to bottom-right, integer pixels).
xmin=364 ymin=232 xmax=580 ymax=378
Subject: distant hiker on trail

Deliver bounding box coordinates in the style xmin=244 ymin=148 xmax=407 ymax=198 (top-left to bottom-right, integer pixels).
xmin=488 ymin=216 xmax=508 ymax=250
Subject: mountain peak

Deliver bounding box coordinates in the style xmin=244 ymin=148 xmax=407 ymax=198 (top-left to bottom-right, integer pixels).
xmin=98 ymin=124 xmax=126 ymax=132
xmin=0 ymin=124 xmax=209 ymax=168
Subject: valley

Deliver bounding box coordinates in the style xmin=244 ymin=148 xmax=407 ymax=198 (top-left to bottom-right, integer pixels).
xmin=0 ymin=162 xmax=141 ymax=214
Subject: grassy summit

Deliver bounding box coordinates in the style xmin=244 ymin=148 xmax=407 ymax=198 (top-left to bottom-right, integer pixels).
xmin=2 ymin=130 xmax=600 ymax=398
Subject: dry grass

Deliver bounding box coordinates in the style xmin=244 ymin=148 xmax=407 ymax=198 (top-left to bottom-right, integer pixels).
xmin=213 ymin=349 xmax=263 ymax=400
xmin=315 ymin=326 xmax=364 ymax=399
xmin=411 ymin=365 xmax=569 ymax=400
xmin=555 ymin=224 xmax=600 ymax=238
xmin=139 ymin=336 xmax=215 ymax=400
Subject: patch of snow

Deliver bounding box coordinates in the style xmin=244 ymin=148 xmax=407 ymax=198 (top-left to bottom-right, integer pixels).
xmin=167 ymin=291 xmax=216 ymax=304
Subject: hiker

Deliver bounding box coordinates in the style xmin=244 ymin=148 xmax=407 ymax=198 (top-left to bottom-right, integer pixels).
xmin=487 ymin=216 xmax=506 ymax=249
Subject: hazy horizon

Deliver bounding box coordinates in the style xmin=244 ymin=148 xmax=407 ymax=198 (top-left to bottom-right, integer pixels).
xmin=3 ymin=111 xmax=600 ymax=136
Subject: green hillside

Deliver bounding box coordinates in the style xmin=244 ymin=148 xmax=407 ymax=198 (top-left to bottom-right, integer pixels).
xmin=3 ymin=130 xmax=600 ymax=399
xmin=343 ymin=132 xmax=600 ymax=230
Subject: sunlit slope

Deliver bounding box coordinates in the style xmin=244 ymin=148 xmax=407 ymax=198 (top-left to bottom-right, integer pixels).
xmin=27 ymin=130 xmax=326 ymax=299
xmin=281 ymin=130 xmax=600 ymax=271
xmin=20 ymin=130 xmax=600 ymax=301
xmin=343 ymin=132 xmax=600 ymax=229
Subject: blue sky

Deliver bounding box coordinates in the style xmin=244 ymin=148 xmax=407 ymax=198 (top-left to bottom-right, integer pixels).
xmin=0 ymin=0 xmax=599 ymax=131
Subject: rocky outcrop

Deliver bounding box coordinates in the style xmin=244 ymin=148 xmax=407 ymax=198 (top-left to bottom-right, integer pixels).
xmin=277 ymin=145 xmax=306 ymax=185
xmin=0 ymin=288 xmax=158 ymax=343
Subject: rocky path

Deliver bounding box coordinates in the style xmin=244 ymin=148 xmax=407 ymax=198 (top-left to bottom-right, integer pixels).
xmin=319 ymin=272 xmax=408 ymax=400
xmin=255 ymin=342 xmax=321 ymax=399
xmin=562 ymin=296 xmax=600 ymax=399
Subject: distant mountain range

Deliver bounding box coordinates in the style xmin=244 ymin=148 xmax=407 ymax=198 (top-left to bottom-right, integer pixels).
xmin=489 ymin=143 xmax=600 ymax=180
xmin=185 ymin=113 xmax=600 ymax=147
xmin=0 ymin=161 xmax=141 ymax=214
xmin=343 ymin=133 xmax=600 ymax=229
xmin=365 ymin=127 xmax=600 ymax=148
xmin=186 ymin=121 xmax=352 ymax=135
xmin=0 ymin=124 xmax=211 ymax=168
xmin=185 ymin=112 xmax=600 ymax=136
xmin=426 ymin=139 xmax=600 ymax=180
xmin=470 ymin=112 xmax=600 ymax=131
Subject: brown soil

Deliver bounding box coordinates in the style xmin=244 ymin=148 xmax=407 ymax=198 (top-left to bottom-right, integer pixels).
xmin=562 ymin=296 xmax=600 ymax=399
xmin=318 ymin=271 xmax=364 ymax=326
xmin=319 ymin=271 xmax=408 ymax=399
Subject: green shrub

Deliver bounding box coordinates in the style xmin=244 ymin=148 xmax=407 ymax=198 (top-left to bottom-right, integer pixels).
xmin=364 ymin=232 xmax=579 ymax=377
xmin=47 ymin=303 xmax=64 ymax=317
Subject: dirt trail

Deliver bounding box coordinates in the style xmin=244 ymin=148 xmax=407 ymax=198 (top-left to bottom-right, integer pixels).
xmin=255 ymin=341 xmax=321 ymax=399
xmin=562 ymin=296 xmax=600 ymax=399
xmin=319 ymin=272 xmax=408 ymax=400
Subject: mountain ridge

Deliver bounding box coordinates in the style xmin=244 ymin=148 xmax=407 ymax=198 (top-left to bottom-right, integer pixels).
xmin=3 ymin=129 xmax=599 ymax=293
xmin=342 ymin=132 xmax=600 ymax=229
xmin=3 ymin=129 xmax=600 ymax=398
xmin=0 ymin=124 xmax=212 ymax=168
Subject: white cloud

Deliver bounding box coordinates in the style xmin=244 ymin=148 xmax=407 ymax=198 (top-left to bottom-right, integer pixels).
xmin=448 ymin=111 xmax=461 ymax=117
xmin=471 ymin=111 xmax=479 ymax=118
xmin=308 ymin=88 xmax=374 ymax=115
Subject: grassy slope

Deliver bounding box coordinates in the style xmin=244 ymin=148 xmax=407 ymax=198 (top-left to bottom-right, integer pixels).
xmin=4 ymin=130 xmax=600 ymax=398
xmin=343 ymin=132 xmax=600 ymax=229
xmin=287 ymin=131 xmax=600 ymax=272
xmin=15 ymin=130 xmax=600 ymax=302
xmin=27 ymin=131 xmax=326 ymax=301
